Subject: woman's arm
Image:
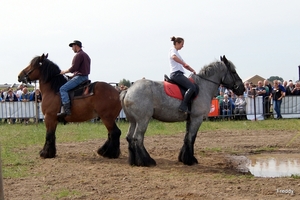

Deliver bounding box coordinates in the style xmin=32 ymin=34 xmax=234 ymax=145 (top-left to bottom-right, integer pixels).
xmin=172 ymin=55 xmax=196 ymax=74
xmin=278 ymin=91 xmax=284 ymax=100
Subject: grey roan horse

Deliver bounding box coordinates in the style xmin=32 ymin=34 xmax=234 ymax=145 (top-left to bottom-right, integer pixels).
xmin=120 ymin=55 xmax=245 ymax=167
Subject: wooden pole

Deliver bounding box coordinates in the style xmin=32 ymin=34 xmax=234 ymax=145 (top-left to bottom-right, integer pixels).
xmin=0 ymin=144 xmax=4 ymax=200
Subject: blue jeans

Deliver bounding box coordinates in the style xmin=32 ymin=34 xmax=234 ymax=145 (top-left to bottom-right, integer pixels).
xmin=222 ymin=109 xmax=231 ymax=118
xmin=59 ymin=75 xmax=88 ymax=104
xmin=273 ymin=99 xmax=282 ymax=118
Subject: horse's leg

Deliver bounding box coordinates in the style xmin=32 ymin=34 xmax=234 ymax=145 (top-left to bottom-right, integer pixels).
xmin=97 ymin=119 xmax=121 ymax=158
xmin=39 ymin=115 xmax=58 ymax=158
xmin=178 ymin=117 xmax=202 ymax=165
xmin=127 ymin=119 xmax=156 ymax=167
xmin=125 ymin=121 xmax=137 ymax=164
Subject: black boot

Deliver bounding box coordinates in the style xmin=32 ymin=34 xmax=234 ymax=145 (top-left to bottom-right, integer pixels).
xmin=179 ymin=89 xmax=194 ymax=114
xmin=57 ymin=102 xmax=71 ymax=118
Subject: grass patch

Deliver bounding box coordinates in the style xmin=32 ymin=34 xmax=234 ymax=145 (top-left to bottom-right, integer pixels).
xmin=291 ymin=174 xmax=300 ymax=179
xmin=286 ymin=132 xmax=300 ymax=147
xmin=251 ymin=146 xmax=278 ymax=154
xmin=0 ymin=119 xmax=299 ymax=178
xmin=203 ymin=147 xmax=222 ymax=153
xmin=50 ymin=189 xmax=81 ymax=199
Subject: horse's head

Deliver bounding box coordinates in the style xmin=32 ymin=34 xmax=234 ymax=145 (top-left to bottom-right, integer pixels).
xmin=220 ymin=55 xmax=245 ymax=96
xmin=18 ymin=53 xmax=48 ymax=84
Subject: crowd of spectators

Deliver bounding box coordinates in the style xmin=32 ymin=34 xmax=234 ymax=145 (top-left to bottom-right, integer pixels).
xmin=1 ymin=79 xmax=300 ymax=123
xmin=114 ymin=84 xmax=128 ymax=92
xmin=1 ymin=84 xmax=42 ymax=103
xmin=214 ymin=79 xmax=300 ymax=120
xmin=0 ymin=84 xmax=42 ymax=124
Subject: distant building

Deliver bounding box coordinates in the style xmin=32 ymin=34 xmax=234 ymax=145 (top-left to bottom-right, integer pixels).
xmin=0 ymin=83 xmax=34 ymax=91
xmin=243 ymin=75 xmax=266 ymax=85
xmin=0 ymin=83 xmax=14 ymax=89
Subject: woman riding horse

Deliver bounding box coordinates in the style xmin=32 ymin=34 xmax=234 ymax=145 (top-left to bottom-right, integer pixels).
xmin=169 ymin=36 xmax=196 ymax=114
xmin=120 ymin=55 xmax=245 ymax=167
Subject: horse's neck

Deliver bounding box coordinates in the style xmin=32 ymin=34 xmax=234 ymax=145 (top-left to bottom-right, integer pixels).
xmin=39 ymin=82 xmax=57 ymax=97
xmin=194 ymin=75 xmax=220 ymax=98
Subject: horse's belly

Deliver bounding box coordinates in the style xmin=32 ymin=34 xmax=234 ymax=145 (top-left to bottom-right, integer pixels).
xmin=152 ymin=109 xmax=187 ymax=122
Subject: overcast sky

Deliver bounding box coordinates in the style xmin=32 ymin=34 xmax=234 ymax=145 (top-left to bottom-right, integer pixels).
xmin=1 ymin=0 xmax=299 ymax=85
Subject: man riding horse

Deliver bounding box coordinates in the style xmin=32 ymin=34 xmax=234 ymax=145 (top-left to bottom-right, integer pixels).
xmin=57 ymin=40 xmax=91 ymax=117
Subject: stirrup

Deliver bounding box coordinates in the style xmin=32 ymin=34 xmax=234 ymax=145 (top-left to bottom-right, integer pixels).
xmin=57 ymin=112 xmax=67 ymax=118
xmin=178 ymin=106 xmax=190 ymax=114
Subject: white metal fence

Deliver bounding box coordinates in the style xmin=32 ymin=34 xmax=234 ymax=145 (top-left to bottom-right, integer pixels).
xmin=0 ymin=96 xmax=300 ymax=121
xmin=245 ymin=96 xmax=300 ymax=120
xmin=0 ymin=102 xmax=43 ymax=119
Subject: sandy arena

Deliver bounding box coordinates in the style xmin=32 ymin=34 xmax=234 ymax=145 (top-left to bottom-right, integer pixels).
xmin=3 ymin=129 xmax=300 ymax=200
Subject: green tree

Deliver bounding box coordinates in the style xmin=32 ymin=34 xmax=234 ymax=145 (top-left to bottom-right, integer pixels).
xmin=268 ymin=76 xmax=283 ymax=83
xmin=119 ymin=79 xmax=131 ymax=87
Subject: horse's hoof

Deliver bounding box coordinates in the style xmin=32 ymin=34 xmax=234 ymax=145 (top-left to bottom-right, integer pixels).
xmin=39 ymin=150 xmax=56 ymax=158
xmin=132 ymin=157 xmax=156 ymax=167
xmin=182 ymin=157 xmax=198 ymax=166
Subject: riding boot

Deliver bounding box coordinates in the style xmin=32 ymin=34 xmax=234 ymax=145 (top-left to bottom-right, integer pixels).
xmin=57 ymin=102 xmax=71 ymax=118
xmin=179 ymin=89 xmax=194 ymax=114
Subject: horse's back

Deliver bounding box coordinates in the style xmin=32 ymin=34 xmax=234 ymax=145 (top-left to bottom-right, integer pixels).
xmin=121 ymin=79 xmax=155 ymax=104
xmin=93 ymin=81 xmax=120 ymax=98
xmin=121 ymin=79 xmax=157 ymax=119
xmin=121 ymin=79 xmax=188 ymax=122
xmin=69 ymin=81 xmax=121 ymax=121
xmin=93 ymin=81 xmax=121 ymax=106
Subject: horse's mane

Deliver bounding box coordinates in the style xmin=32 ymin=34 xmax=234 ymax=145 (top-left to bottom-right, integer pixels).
xmin=198 ymin=60 xmax=236 ymax=77
xmin=31 ymin=56 xmax=67 ymax=93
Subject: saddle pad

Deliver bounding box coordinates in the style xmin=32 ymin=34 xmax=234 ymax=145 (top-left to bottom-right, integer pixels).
xmin=163 ymin=81 xmax=183 ymax=100
xmin=163 ymin=78 xmax=196 ymax=100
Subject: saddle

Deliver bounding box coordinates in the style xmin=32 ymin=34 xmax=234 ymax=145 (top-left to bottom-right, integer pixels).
xmin=58 ymin=79 xmax=97 ymax=123
xmin=163 ymin=74 xmax=199 ymax=100
xmin=68 ymin=80 xmax=96 ymax=101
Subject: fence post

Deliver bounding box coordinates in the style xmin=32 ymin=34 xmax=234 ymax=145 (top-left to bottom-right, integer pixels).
xmin=252 ymin=87 xmax=257 ymax=121
xmin=0 ymin=144 xmax=4 ymax=200
xmin=34 ymin=82 xmax=38 ymax=125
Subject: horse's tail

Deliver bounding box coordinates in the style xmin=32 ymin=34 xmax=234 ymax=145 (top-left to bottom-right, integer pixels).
xmin=119 ymin=90 xmax=128 ymax=107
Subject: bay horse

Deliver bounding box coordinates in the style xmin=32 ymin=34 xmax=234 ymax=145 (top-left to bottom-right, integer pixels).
xmin=18 ymin=54 xmax=122 ymax=159
xmin=120 ymin=55 xmax=245 ymax=167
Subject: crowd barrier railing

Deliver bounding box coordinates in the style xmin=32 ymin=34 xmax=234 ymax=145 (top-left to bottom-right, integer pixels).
xmin=0 ymin=96 xmax=299 ymax=122
xmin=0 ymin=102 xmax=43 ymax=119
xmin=208 ymin=96 xmax=300 ymax=120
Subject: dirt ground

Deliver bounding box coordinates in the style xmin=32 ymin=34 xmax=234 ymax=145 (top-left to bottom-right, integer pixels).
xmin=3 ymin=129 xmax=300 ymax=200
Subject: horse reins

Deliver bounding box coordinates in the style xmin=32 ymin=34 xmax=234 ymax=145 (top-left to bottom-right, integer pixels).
xmin=197 ymin=61 xmax=234 ymax=87
xmin=220 ymin=62 xmax=239 ymax=89
xmin=22 ymin=61 xmax=44 ymax=83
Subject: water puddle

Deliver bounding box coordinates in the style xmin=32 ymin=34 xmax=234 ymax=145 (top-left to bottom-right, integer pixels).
xmin=227 ymin=153 xmax=300 ymax=177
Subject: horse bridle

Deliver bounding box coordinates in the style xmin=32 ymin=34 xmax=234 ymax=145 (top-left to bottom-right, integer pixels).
xmin=220 ymin=63 xmax=240 ymax=90
xmin=22 ymin=61 xmax=43 ymax=83
xmin=197 ymin=61 xmax=240 ymax=90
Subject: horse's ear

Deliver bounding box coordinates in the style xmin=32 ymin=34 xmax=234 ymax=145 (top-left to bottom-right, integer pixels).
xmin=222 ymin=55 xmax=228 ymax=64
xmin=40 ymin=53 xmax=48 ymax=62
xmin=41 ymin=54 xmax=48 ymax=60
xmin=220 ymin=56 xmax=223 ymax=61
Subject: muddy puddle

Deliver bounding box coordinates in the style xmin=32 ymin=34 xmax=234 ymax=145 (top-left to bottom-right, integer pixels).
xmin=227 ymin=153 xmax=300 ymax=177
